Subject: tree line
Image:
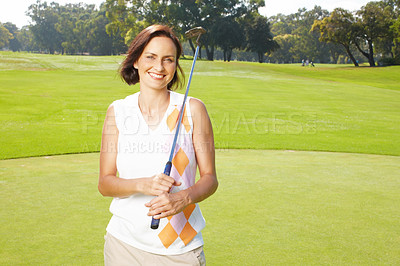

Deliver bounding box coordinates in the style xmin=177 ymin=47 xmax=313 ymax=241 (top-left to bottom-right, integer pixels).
xmin=0 ymin=0 xmax=399 ymax=66
xmin=1 ymin=2 xmax=125 ymax=55
xmin=268 ymin=0 xmax=400 ymax=66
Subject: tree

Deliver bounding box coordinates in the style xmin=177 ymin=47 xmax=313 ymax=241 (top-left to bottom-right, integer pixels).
xmin=16 ymin=26 xmax=39 ymax=52
xmin=53 ymin=3 xmax=98 ymax=54
xmin=287 ymin=6 xmax=331 ymax=63
xmin=185 ymin=0 xmax=265 ymax=60
xmin=3 ymin=22 xmax=21 ymax=51
xmin=194 ymin=0 xmax=242 ymax=60
xmin=374 ymin=0 xmax=400 ymax=64
xmin=391 ymin=15 xmax=400 ymax=62
xmin=270 ymin=14 xmax=294 ymax=35
xmin=89 ymin=3 xmax=127 ymax=55
xmin=269 ymin=6 xmax=334 ymax=64
xmin=27 ymin=1 xmax=63 ymax=54
xmin=354 ymin=2 xmax=394 ymax=66
xmin=0 ymin=23 xmax=13 ymax=49
xmin=245 ymin=14 xmax=279 ymax=63
xmin=269 ymin=34 xmax=299 ymax=63
xmin=105 ymin=0 xmax=139 ymax=45
xmin=213 ymin=17 xmax=245 ymax=61
xmin=311 ymin=8 xmax=359 ymax=66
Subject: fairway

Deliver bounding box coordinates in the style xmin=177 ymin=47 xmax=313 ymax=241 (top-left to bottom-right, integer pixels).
xmin=1 ymin=52 xmax=400 ymax=265
xmin=1 ymin=52 xmax=400 ymax=159
xmin=1 ymin=150 xmax=399 ymax=265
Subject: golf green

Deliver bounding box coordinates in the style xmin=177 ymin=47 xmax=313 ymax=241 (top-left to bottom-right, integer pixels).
xmin=1 ymin=150 xmax=399 ymax=265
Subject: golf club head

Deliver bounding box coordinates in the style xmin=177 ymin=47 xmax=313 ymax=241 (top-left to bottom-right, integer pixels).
xmin=185 ymin=27 xmax=206 ymax=39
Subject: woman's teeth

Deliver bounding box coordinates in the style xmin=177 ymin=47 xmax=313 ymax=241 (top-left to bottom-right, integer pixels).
xmin=149 ymin=73 xmax=163 ymax=79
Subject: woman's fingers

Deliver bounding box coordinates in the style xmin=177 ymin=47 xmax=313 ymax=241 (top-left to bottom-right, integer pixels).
xmin=145 ymin=192 xmax=187 ymax=219
xmin=151 ymin=174 xmax=181 ymax=194
xmin=156 ymin=173 xmax=179 ymax=186
xmin=146 ymin=193 xmax=168 ymax=214
xmin=145 ymin=192 xmax=167 ymax=208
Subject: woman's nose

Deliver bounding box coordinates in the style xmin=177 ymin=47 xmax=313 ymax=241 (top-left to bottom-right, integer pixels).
xmin=153 ymin=59 xmax=165 ymax=71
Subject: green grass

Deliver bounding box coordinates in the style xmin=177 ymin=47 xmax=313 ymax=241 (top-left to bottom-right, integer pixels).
xmin=0 ymin=153 xmax=110 ymax=265
xmin=1 ymin=52 xmax=400 ymax=159
xmin=1 ymin=150 xmax=399 ymax=265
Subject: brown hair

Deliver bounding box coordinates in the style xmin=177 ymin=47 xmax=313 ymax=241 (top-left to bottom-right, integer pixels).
xmin=120 ymin=25 xmax=184 ymax=91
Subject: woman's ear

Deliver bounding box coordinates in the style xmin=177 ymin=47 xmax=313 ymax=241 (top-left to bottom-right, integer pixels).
xmin=133 ymin=61 xmax=138 ymax=69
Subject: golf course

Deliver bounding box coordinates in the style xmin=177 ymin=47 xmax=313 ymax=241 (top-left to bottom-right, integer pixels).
xmin=1 ymin=51 xmax=399 ymax=264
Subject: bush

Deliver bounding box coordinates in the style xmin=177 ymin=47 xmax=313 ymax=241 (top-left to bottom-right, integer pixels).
xmin=379 ymin=57 xmax=400 ymax=66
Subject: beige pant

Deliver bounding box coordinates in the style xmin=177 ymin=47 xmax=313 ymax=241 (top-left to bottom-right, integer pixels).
xmin=104 ymin=232 xmax=206 ymax=266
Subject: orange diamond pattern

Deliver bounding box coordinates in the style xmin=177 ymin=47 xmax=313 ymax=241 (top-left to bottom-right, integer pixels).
xmin=183 ymin=204 xmax=196 ymax=220
xmin=158 ymin=101 xmax=197 ymax=249
xmin=181 ymin=106 xmax=191 ymax=133
xmin=158 ymin=205 xmax=199 ymax=249
xmin=166 ymin=106 xmax=191 ymax=133
xmin=167 ymin=108 xmax=179 ymax=131
xmin=158 ymin=222 xmax=179 ymax=249
xmin=172 ymin=148 xmax=189 ymax=176
xmin=179 ymin=222 xmax=197 ymax=246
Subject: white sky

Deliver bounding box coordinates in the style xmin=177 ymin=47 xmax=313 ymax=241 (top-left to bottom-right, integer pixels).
xmin=1 ymin=0 xmax=372 ymax=29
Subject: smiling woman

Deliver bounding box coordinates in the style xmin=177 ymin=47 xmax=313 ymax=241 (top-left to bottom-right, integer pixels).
xmin=133 ymin=37 xmax=178 ymax=94
xmin=119 ymin=25 xmax=184 ymax=90
xmin=98 ymin=25 xmax=218 ymax=265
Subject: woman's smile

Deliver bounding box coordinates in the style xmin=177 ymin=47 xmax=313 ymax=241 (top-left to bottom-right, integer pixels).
xmin=148 ymin=72 xmax=165 ymax=79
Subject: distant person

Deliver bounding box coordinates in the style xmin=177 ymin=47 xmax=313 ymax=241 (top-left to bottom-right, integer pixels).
xmin=302 ymin=59 xmax=305 ymax=66
xmin=311 ymin=61 xmax=315 ymax=67
xmin=98 ymin=25 xmax=218 ymax=265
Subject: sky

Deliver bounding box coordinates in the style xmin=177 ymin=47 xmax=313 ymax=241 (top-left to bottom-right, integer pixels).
xmin=1 ymin=0 xmax=372 ymax=29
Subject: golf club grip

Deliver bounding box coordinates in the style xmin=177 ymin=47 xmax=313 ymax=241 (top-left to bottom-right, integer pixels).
xmin=163 ymin=161 xmax=172 ymax=176
xmin=150 ymin=161 xmax=172 ymax=229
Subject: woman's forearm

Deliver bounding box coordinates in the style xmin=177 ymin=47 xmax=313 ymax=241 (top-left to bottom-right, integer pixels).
xmin=184 ymin=174 xmax=218 ymax=205
xmin=98 ymin=173 xmax=181 ymax=198
xmin=98 ymin=174 xmax=143 ymax=198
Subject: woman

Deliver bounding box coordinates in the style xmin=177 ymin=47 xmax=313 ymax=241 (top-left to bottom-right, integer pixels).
xmin=98 ymin=25 xmax=218 ymax=265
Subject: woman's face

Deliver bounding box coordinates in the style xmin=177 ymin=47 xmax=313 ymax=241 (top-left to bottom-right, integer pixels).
xmin=134 ymin=36 xmax=178 ymax=91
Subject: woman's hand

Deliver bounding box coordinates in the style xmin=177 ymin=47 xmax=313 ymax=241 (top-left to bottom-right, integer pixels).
xmin=140 ymin=174 xmax=181 ymax=196
xmin=145 ymin=190 xmax=189 ymax=219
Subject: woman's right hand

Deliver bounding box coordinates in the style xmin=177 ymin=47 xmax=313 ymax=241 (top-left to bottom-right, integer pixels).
xmin=141 ymin=174 xmax=181 ymax=196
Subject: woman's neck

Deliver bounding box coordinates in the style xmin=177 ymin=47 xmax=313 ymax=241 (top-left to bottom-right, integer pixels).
xmin=138 ymin=89 xmax=169 ymax=114
xmin=138 ymin=89 xmax=170 ymax=130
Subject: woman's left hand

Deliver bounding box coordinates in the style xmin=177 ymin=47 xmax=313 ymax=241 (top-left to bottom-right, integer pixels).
xmin=145 ymin=191 xmax=189 ymax=219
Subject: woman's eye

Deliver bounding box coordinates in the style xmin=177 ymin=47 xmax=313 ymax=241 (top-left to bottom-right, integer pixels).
xmin=164 ymin=58 xmax=174 ymax=62
xmin=146 ymin=55 xmax=155 ymax=60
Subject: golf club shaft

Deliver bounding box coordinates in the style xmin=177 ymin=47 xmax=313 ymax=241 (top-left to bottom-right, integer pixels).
xmin=150 ymin=44 xmax=201 ymax=230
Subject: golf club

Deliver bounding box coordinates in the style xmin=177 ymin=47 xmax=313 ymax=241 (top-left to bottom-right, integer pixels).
xmin=151 ymin=26 xmax=206 ymax=230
